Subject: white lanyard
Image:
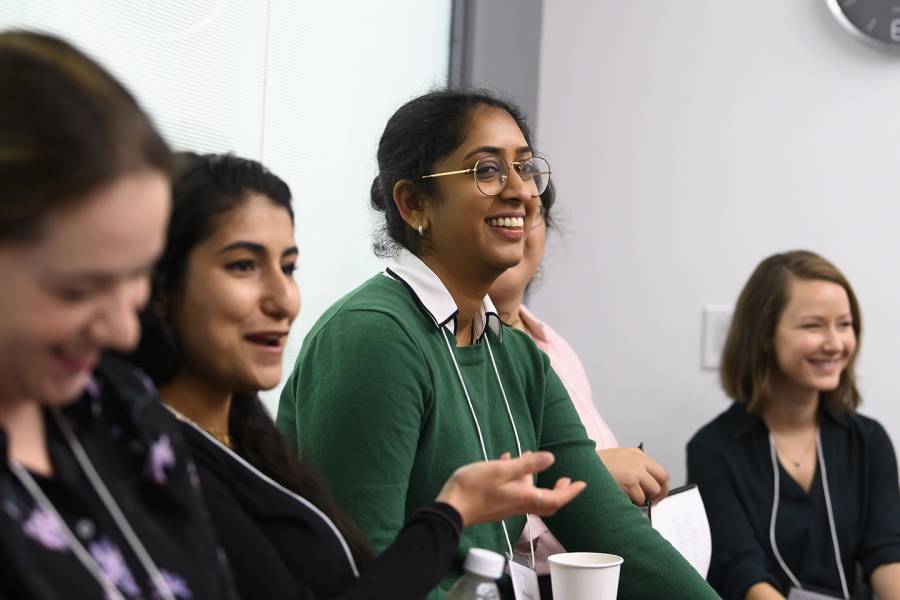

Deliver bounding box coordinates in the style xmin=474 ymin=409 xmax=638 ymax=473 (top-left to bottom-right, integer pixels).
xmin=166 ymin=406 xmax=360 ymax=578
xmin=439 ymin=325 xmax=536 ymax=568
xmin=8 ymin=408 xmax=176 ymax=600
xmin=768 ymin=429 xmax=849 ymax=600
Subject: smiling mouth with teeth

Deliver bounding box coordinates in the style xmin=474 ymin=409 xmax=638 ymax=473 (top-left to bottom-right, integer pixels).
xmin=245 ymin=334 xmax=282 ymax=347
xmin=486 ymin=216 xmax=524 ymax=229
xmin=809 ymin=358 xmax=840 ymax=368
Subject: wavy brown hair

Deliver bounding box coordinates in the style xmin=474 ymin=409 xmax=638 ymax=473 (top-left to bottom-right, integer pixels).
xmin=720 ymin=250 xmax=862 ymax=414
xmin=0 ymin=31 xmax=171 ymax=241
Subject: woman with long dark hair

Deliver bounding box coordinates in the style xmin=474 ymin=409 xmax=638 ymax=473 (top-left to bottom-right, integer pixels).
xmin=277 ymin=89 xmax=719 ymax=598
xmin=0 ymin=31 xmax=238 ymax=600
xmin=128 ymin=152 xmax=585 ymax=599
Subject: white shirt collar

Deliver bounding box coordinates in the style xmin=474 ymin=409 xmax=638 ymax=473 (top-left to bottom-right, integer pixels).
xmin=384 ymin=248 xmax=502 ymax=342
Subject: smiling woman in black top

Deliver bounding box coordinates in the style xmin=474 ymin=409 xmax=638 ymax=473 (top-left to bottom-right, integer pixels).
xmin=0 ymin=32 xmax=238 ymax=600
xmin=127 ymin=152 xmax=585 ymax=599
xmin=687 ymin=250 xmax=900 ymax=600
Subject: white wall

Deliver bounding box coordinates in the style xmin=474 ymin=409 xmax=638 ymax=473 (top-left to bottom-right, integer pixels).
xmin=2 ymin=0 xmax=451 ymax=413
xmin=534 ymin=0 xmax=900 ymax=484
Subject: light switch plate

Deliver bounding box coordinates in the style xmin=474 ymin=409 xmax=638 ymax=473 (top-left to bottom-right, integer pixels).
xmin=702 ymin=305 xmax=733 ymax=370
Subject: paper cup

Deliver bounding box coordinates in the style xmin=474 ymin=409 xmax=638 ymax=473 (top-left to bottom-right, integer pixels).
xmin=548 ymin=552 xmax=624 ymax=600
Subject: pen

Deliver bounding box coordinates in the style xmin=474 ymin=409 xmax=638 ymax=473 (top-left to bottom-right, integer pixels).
xmin=638 ymin=442 xmax=652 ymax=523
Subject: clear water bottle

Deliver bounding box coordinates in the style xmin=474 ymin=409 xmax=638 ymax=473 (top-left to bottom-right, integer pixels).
xmin=446 ymin=548 xmax=505 ymax=600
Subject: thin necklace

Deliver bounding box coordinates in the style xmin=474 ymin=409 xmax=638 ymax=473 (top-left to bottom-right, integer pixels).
xmin=205 ymin=428 xmax=233 ymax=449
xmin=772 ymin=434 xmax=816 ymax=468
xmin=165 ymin=406 xmax=233 ymax=449
xmin=504 ymin=312 xmax=523 ymax=331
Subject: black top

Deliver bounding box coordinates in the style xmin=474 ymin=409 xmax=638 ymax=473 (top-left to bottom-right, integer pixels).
xmin=180 ymin=419 xmax=465 ymax=599
xmin=687 ymin=402 xmax=900 ymax=600
xmin=0 ymin=356 xmax=239 ymax=600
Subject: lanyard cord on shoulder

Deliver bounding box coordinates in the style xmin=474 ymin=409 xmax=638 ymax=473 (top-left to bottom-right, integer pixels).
xmin=768 ymin=435 xmax=800 ymax=590
xmin=166 ymin=406 xmax=360 ymax=578
xmin=9 ymin=461 xmax=127 ymax=600
xmin=53 ymin=408 xmax=177 ymax=600
xmin=439 ymin=326 xmax=536 ymax=568
xmin=767 ymin=429 xmax=849 ymax=600
xmin=484 ymin=333 xmax=536 ymax=567
xmin=816 ymin=429 xmax=849 ymax=600
xmin=7 ymin=408 xmax=177 ymax=600
xmin=483 ymin=335 xmax=524 ymax=459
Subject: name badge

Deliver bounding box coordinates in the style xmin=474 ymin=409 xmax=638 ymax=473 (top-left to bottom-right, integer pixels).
xmin=508 ymin=559 xmax=540 ymax=600
xmin=787 ymin=587 xmax=844 ymax=600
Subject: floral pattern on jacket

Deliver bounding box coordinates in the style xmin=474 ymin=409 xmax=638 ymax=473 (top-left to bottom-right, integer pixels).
xmin=0 ymin=354 xmax=238 ymax=600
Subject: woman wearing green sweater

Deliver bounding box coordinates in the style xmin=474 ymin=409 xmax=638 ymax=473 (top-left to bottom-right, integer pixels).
xmin=277 ymin=89 xmax=718 ymax=599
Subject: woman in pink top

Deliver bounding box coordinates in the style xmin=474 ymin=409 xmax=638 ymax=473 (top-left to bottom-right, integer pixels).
xmin=490 ymin=181 xmax=671 ymax=583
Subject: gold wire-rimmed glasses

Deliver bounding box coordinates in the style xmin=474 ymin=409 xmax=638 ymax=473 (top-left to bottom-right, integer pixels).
xmin=421 ymin=156 xmax=551 ymax=197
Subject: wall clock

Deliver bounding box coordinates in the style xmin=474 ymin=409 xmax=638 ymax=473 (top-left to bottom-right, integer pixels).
xmin=826 ymin=0 xmax=900 ymax=50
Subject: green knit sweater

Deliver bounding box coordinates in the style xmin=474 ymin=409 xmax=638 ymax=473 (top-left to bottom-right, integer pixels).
xmin=277 ymin=273 xmax=717 ymax=599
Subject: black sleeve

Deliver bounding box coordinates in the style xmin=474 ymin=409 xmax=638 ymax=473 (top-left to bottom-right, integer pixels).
xmin=193 ymin=439 xmax=461 ymax=599
xmin=687 ymin=437 xmax=779 ymax=600
xmin=204 ymin=469 xmax=460 ymax=600
xmin=858 ymin=420 xmax=900 ymax=580
xmin=333 ymin=502 xmax=461 ymax=599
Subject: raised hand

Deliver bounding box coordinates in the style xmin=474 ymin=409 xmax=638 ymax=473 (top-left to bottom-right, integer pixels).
xmin=435 ymin=451 xmax=586 ymax=527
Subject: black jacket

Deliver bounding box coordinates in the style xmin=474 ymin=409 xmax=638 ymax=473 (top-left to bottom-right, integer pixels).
xmin=181 ymin=417 xmax=464 ymax=599
xmin=0 ymin=355 xmax=240 ymax=600
xmin=687 ymin=402 xmax=900 ymax=600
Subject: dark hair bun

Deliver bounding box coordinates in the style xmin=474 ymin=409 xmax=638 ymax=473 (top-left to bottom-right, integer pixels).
xmin=370 ymin=88 xmax=533 ymax=257
xmin=370 ymin=175 xmax=387 ymax=211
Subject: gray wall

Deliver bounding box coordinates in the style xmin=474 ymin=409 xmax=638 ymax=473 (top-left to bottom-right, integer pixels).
xmin=533 ymin=0 xmax=900 ymax=485
xmin=449 ymin=0 xmax=543 ymax=128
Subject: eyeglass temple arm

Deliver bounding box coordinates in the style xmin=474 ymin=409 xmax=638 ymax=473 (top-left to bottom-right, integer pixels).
xmin=420 ymin=168 xmax=474 ymax=180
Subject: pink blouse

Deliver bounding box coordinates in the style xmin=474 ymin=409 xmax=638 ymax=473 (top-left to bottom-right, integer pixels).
xmin=514 ymin=305 xmax=619 ymax=574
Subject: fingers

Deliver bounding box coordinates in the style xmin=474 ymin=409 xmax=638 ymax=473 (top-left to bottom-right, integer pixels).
xmin=529 ymin=478 xmax=587 ymax=516
xmin=493 ymin=450 xmax=555 ymax=480
xmin=632 ymin=451 xmax=669 ymax=504
xmin=637 ymin=469 xmax=662 ymax=502
xmin=553 ymin=476 xmax=572 ymax=489
xmin=598 ymin=447 xmax=671 ymax=506
xmin=643 ymin=457 xmax=670 ymax=502
xmin=624 ymin=482 xmax=647 ymax=506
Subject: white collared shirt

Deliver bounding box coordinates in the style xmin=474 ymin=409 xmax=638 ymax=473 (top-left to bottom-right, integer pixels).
xmin=383 ymin=248 xmax=502 ymax=343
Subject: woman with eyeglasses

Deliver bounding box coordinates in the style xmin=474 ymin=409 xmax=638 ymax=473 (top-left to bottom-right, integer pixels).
xmin=0 ymin=32 xmax=238 ymax=600
xmin=127 ymin=152 xmax=586 ymax=600
xmin=277 ymin=89 xmax=718 ymax=598
xmin=488 ymin=180 xmax=672 ymax=593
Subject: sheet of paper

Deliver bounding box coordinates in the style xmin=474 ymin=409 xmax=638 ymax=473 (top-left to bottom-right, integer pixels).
xmin=646 ymin=485 xmax=712 ymax=578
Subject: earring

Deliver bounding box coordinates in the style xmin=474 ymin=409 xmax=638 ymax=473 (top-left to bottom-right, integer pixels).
xmin=532 ymin=265 xmax=543 ymax=285
xmin=418 ymin=224 xmax=424 ymax=237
